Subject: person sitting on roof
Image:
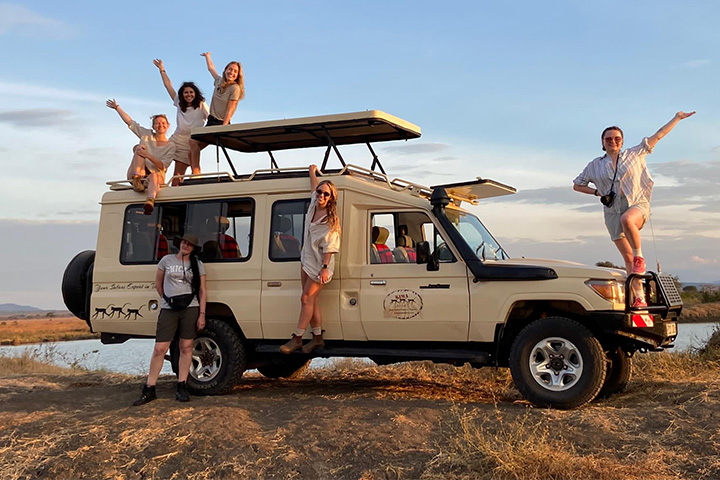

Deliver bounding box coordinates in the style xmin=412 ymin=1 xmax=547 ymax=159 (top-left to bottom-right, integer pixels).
xmin=106 ymin=99 xmax=176 ymax=215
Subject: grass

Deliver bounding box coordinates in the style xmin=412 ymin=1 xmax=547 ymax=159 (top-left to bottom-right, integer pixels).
xmin=0 ymin=316 xmax=99 ymax=345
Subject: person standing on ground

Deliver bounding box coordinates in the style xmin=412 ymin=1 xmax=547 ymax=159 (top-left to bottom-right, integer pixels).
xmin=188 ymin=52 xmax=245 ymax=175
xmin=573 ymin=111 xmax=695 ymax=306
xmin=106 ymin=99 xmax=176 ymax=215
xmin=133 ymin=234 xmax=206 ymax=405
xmin=280 ymin=165 xmax=341 ymax=354
xmin=152 ymin=58 xmax=209 ymax=185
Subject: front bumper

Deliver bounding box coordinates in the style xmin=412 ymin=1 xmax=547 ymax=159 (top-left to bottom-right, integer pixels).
xmin=592 ymin=311 xmax=679 ymax=350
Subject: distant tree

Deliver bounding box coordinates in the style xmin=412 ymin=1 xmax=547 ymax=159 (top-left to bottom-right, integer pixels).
xmin=596 ymin=261 xmax=623 ymax=269
xmin=683 ymin=285 xmax=698 ymax=293
xmin=46 ymin=311 xmax=55 ymax=318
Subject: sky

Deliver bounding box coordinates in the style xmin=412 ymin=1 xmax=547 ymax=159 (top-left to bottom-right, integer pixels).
xmin=0 ymin=0 xmax=718 ymax=309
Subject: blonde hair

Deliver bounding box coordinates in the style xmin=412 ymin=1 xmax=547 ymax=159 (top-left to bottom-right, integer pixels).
xmin=151 ymin=114 xmax=169 ymax=130
xmin=318 ymin=180 xmax=341 ymax=234
xmin=220 ymin=61 xmax=245 ymax=100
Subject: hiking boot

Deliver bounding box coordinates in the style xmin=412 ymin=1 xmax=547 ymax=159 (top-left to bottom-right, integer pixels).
xmin=131 ymin=175 xmax=146 ymax=192
xmin=132 ymin=383 xmax=156 ymax=406
xmin=302 ymin=333 xmax=325 ymax=354
xmin=176 ymin=381 xmax=190 ymax=402
xmin=143 ymin=198 xmax=155 ymax=215
xmin=279 ymin=335 xmax=303 ymax=354
xmin=632 ymin=297 xmax=647 ymax=308
xmin=632 ymin=256 xmax=646 ymax=275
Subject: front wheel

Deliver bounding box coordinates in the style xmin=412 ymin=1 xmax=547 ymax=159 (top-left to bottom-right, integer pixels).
xmin=509 ymin=317 xmax=606 ymax=409
xmin=186 ymin=318 xmax=246 ymax=395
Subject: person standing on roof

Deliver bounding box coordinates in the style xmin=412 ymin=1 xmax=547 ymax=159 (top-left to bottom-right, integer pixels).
xmin=152 ymin=59 xmax=209 ymax=186
xmin=106 ymin=99 xmax=176 ymax=215
xmin=188 ymin=52 xmax=245 ymax=175
xmin=573 ymin=111 xmax=695 ymax=306
xmin=280 ymin=165 xmax=341 ymax=354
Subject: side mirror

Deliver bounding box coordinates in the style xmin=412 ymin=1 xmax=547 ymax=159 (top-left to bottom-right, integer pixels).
xmin=416 ymin=241 xmax=439 ymax=271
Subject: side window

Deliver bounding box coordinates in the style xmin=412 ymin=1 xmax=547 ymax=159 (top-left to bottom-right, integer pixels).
xmin=186 ymin=200 xmax=253 ymax=262
xmin=270 ymin=199 xmax=310 ymax=261
xmin=121 ymin=206 xmax=165 ymax=264
xmin=370 ymin=211 xmax=450 ymax=265
xmin=421 ymin=222 xmax=454 ymax=262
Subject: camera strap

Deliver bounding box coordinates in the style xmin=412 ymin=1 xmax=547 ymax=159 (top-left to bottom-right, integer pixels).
xmin=606 ymin=153 xmax=620 ymax=195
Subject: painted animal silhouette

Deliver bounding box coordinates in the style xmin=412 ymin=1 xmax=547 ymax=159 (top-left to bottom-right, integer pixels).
xmin=92 ymin=305 xmax=113 ymax=319
xmin=110 ymin=303 xmax=131 ymax=318
xmin=123 ymin=305 xmax=144 ymax=320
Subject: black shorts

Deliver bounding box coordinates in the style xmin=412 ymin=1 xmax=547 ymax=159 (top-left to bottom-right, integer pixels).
xmin=156 ymin=307 xmax=198 ymax=342
xmin=206 ymin=115 xmax=223 ymax=127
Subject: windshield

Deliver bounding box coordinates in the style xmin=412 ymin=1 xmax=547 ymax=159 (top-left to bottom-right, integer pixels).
xmin=445 ymin=209 xmax=509 ymax=261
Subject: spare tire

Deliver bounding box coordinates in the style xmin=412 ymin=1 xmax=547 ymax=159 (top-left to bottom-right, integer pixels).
xmin=61 ymin=250 xmax=96 ymax=322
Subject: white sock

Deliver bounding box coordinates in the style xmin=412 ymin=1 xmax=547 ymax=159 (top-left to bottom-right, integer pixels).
xmin=293 ymin=328 xmax=305 ymax=337
xmin=632 ymin=248 xmax=643 ymax=258
xmin=311 ymin=327 xmax=322 ymax=336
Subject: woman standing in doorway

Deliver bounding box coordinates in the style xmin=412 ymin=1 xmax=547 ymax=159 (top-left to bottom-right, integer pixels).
xmin=280 ymin=165 xmax=341 ymax=354
xmin=188 ymin=52 xmax=245 ymax=174
xmin=152 ymin=58 xmax=209 ymax=185
xmin=133 ymin=234 xmax=207 ymax=405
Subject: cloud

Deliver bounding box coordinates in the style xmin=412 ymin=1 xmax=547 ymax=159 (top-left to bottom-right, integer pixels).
xmin=691 ymin=255 xmax=719 ymax=265
xmin=433 ymin=156 xmax=458 ymax=162
xmin=683 ymin=59 xmax=711 ymax=68
xmin=0 ymin=3 xmax=74 ymax=38
xmin=382 ymin=142 xmax=449 ymax=155
xmin=0 ymin=109 xmax=74 ymax=127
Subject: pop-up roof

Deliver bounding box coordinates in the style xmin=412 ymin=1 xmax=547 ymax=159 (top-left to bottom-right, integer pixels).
xmin=191 ymin=110 xmax=421 ymax=153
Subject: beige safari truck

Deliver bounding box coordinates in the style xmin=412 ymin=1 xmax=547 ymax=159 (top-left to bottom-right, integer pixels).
xmin=62 ymin=111 xmax=681 ymax=409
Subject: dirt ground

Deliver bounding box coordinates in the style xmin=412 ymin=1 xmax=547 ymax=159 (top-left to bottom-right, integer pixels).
xmin=1 ymin=355 xmax=719 ymax=480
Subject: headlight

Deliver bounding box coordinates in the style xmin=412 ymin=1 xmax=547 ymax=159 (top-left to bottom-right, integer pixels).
xmin=586 ymin=279 xmax=625 ymax=304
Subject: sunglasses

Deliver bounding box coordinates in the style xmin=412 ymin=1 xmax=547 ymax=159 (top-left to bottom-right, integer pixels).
xmin=604 ymin=136 xmax=622 ymax=143
xmin=316 ymin=189 xmax=331 ymax=198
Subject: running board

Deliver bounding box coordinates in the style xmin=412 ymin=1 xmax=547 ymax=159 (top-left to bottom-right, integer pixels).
xmin=254 ymin=344 xmax=491 ymax=364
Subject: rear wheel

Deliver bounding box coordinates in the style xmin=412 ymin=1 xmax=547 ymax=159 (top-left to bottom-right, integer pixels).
xmin=509 ymin=317 xmax=606 ymax=409
xmin=257 ymin=356 xmax=311 ymax=379
xmin=597 ymin=347 xmax=632 ymax=399
xmin=186 ymin=318 xmax=246 ymax=395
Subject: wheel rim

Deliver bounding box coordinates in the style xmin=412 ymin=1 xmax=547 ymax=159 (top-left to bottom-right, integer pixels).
xmin=528 ymin=337 xmax=583 ymax=392
xmin=190 ymin=337 xmax=222 ymax=383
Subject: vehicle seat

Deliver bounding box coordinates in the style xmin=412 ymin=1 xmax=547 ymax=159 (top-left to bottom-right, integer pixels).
xmin=371 ymin=226 xmax=393 ymax=264
xmin=219 ymin=233 xmax=241 ymax=258
xmin=393 ymin=234 xmax=416 ymax=263
xmin=201 ymin=240 xmax=223 ymax=261
xmin=155 ymin=233 xmax=169 ymax=260
xmin=272 ymin=217 xmax=301 ymax=259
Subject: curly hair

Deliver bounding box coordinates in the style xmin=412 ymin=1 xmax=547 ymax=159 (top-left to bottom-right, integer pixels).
xmin=317 ymin=180 xmax=341 ymax=234
xmin=177 ymin=82 xmax=205 ymax=113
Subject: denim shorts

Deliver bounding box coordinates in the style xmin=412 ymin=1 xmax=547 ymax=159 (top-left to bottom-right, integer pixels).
xmin=604 ymin=195 xmax=650 ymax=241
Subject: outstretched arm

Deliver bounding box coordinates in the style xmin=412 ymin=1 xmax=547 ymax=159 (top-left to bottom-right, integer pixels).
xmin=309 ymin=164 xmax=320 ymax=191
xmin=106 ymin=99 xmax=133 ymax=126
xmin=201 ymin=52 xmax=220 ymax=80
xmin=153 ymin=58 xmax=176 ymax=100
xmin=647 ymin=111 xmax=696 ymax=149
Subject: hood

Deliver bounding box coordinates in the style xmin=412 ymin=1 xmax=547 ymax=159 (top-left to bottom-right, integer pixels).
xmin=489 ymin=257 xmax=627 ymax=280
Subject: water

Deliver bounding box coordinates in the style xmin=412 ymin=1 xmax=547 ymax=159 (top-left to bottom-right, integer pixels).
xmin=1 ymin=322 xmax=717 ymax=374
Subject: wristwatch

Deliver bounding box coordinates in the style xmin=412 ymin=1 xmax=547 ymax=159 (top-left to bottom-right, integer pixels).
xmin=321 ymin=264 xmax=328 ymax=269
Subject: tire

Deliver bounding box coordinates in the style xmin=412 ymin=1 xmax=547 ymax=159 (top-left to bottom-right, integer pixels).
xmin=597 ymin=347 xmax=632 ymax=399
xmin=186 ymin=318 xmax=246 ymax=395
xmin=509 ymin=317 xmax=606 ymax=409
xmin=257 ymin=356 xmax=311 ymax=379
xmin=61 ymin=250 xmax=96 ymax=321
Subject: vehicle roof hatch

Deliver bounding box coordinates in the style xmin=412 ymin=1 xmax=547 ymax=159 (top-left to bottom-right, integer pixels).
xmin=430 ymin=178 xmax=516 ymax=204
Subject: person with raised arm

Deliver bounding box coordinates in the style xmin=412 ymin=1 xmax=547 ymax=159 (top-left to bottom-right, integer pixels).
xmin=106 ymin=99 xmax=176 ymax=215
xmin=280 ymin=165 xmax=341 ymax=354
xmin=152 ymin=59 xmax=209 ymax=186
xmin=573 ymin=111 xmax=695 ymax=306
xmin=188 ymin=52 xmax=245 ymax=175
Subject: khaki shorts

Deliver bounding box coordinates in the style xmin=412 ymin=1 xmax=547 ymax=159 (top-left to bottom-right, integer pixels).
xmin=604 ymin=196 xmax=650 ymax=241
xmin=156 ymin=307 xmax=198 ymax=342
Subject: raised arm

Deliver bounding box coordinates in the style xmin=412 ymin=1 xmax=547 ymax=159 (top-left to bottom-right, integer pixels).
xmin=201 ymin=52 xmax=220 ymax=80
xmin=647 ymin=111 xmax=696 ymax=149
xmin=106 ymin=99 xmax=133 ymax=126
xmin=309 ymin=164 xmax=320 ymax=191
xmin=153 ymin=58 xmax=176 ymax=100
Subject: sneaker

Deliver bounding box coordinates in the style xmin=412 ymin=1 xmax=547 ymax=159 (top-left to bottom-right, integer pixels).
xmin=632 ymin=297 xmax=647 ymax=308
xmin=175 ymin=381 xmax=190 ymax=402
xmin=632 ymin=256 xmax=646 ymax=274
xmin=131 ymin=175 xmax=146 ymax=192
xmin=279 ymin=335 xmax=303 ymax=354
xmin=143 ymin=198 xmax=155 ymax=215
xmin=132 ymin=383 xmax=157 ymax=406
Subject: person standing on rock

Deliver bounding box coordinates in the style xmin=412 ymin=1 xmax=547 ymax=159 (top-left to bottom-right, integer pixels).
xmin=573 ymin=111 xmax=695 ymax=306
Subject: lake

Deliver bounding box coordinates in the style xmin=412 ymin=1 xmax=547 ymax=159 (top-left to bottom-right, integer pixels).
xmin=1 ymin=322 xmax=717 ymax=374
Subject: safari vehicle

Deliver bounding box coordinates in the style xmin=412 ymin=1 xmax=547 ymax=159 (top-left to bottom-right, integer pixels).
xmin=62 ymin=110 xmax=681 ymax=409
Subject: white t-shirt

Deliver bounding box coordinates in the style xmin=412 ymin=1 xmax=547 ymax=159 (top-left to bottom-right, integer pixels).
xmin=172 ymin=94 xmax=209 ymax=136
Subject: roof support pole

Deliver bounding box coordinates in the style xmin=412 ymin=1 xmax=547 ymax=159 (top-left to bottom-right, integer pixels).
xmin=320 ymin=126 xmax=346 ymax=170
xmin=366 ymin=142 xmax=386 ymax=174
xmin=268 ymin=151 xmax=279 ymax=170
xmin=215 ymin=138 xmax=239 ymax=177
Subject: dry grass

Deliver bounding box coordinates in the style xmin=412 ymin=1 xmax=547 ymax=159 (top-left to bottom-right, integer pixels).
xmin=681 ymin=302 xmax=720 ymax=323
xmin=0 ymin=349 xmax=69 ymax=375
xmin=0 ymin=316 xmax=98 ymax=345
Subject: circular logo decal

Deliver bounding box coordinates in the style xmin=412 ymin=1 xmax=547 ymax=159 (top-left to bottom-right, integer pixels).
xmin=383 ymin=289 xmax=423 ymax=319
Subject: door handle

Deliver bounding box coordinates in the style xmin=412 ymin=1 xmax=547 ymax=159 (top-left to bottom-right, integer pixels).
xmin=420 ymin=284 xmax=450 ymax=289
xmin=369 ymin=280 xmax=386 ymax=286
xmin=267 ymin=281 xmax=282 ymax=287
